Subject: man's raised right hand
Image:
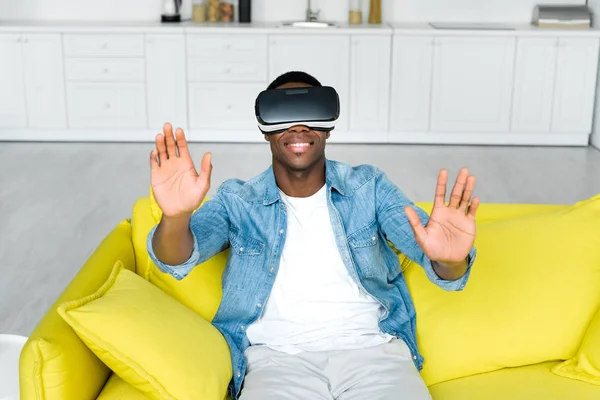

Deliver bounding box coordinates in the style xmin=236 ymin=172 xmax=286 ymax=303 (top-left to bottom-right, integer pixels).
xmin=150 ymin=123 xmax=212 ymax=218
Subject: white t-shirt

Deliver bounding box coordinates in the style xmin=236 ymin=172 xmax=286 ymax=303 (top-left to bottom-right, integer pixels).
xmin=246 ymin=184 xmax=393 ymax=354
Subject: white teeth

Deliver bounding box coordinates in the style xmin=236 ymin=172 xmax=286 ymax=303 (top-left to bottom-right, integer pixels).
xmin=289 ymin=143 xmax=310 ymax=147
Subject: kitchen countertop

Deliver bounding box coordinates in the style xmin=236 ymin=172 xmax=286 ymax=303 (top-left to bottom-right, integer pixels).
xmin=0 ymin=20 xmax=599 ymax=37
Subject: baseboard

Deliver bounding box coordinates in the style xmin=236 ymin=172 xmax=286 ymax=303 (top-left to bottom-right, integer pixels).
xmin=0 ymin=129 xmax=591 ymax=146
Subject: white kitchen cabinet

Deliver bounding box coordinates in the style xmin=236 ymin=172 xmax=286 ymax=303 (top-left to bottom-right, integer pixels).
xmin=431 ymin=37 xmax=516 ymax=133
xmin=67 ymin=83 xmax=147 ymax=128
xmin=22 ymin=34 xmax=67 ymax=128
xmin=511 ymin=38 xmax=557 ymax=133
xmin=0 ymin=35 xmax=27 ymax=128
xmin=389 ymin=36 xmax=434 ymax=132
xmin=268 ymin=35 xmax=350 ymax=132
xmin=349 ymin=35 xmax=391 ymax=133
xmin=188 ymin=83 xmax=264 ymax=131
xmin=552 ymin=38 xmax=600 ymax=134
xmin=146 ymin=34 xmax=188 ymax=130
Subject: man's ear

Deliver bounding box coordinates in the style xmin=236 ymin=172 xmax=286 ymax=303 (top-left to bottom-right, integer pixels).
xmin=326 ymin=132 xmax=331 ymax=139
xmin=264 ymin=134 xmax=270 ymax=142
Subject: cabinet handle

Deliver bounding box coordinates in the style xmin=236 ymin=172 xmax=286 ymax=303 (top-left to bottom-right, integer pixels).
xmin=23 ymin=38 xmax=29 ymax=44
xmin=225 ymin=44 xmax=232 ymax=50
xmin=105 ymin=103 xmax=111 ymax=109
xmin=102 ymin=43 xmax=108 ymax=49
xmin=225 ymin=104 xmax=232 ymax=110
xmin=102 ymin=67 xmax=109 ymax=73
xmin=16 ymin=37 xmax=22 ymax=43
xmin=224 ymin=68 xmax=231 ymax=74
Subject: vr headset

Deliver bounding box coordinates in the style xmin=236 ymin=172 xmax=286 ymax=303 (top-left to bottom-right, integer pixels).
xmin=255 ymin=86 xmax=340 ymax=135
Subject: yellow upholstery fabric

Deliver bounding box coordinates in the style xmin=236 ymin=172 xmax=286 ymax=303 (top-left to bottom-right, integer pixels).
xmin=131 ymin=194 xmax=228 ymax=323
xmin=429 ymin=361 xmax=600 ymax=400
xmin=19 ymin=220 xmax=135 ymax=400
xmin=552 ymin=306 xmax=600 ymax=385
xmin=405 ymin=194 xmax=600 ymax=386
xmin=97 ymin=374 xmax=149 ymax=399
xmin=57 ymin=262 xmax=232 ymax=400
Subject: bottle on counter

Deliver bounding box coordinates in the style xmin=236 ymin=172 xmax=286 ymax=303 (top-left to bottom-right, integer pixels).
xmin=192 ymin=0 xmax=206 ymax=22
xmin=349 ymin=0 xmax=363 ymax=24
xmin=220 ymin=0 xmax=235 ymax=22
xmin=239 ymin=0 xmax=251 ymax=23
xmin=368 ymin=0 xmax=382 ymax=24
xmin=207 ymin=0 xmax=220 ymax=22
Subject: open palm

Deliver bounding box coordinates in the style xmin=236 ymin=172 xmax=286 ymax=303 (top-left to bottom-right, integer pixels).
xmin=150 ymin=123 xmax=212 ymax=218
xmin=405 ymin=168 xmax=479 ymax=264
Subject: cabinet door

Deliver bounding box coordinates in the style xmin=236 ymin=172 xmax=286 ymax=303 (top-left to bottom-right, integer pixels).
xmin=269 ymin=35 xmax=350 ymax=132
xmin=0 ymin=35 xmax=26 ymax=128
xmin=188 ymin=83 xmax=265 ymax=130
xmin=389 ymin=36 xmax=433 ymax=132
xmin=349 ymin=35 xmax=391 ymax=132
xmin=511 ymin=38 xmax=557 ymax=133
xmin=552 ymin=38 xmax=600 ymax=134
xmin=431 ymin=37 xmax=515 ymax=132
xmin=22 ymin=34 xmax=67 ymax=128
xmin=146 ymin=34 xmax=187 ymax=130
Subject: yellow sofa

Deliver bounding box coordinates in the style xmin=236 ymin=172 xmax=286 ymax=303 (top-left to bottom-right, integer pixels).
xmin=19 ymin=194 xmax=600 ymax=399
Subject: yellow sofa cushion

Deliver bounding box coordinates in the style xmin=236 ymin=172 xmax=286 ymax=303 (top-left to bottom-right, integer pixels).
xmin=97 ymin=373 xmax=149 ymax=399
xmin=405 ymin=194 xmax=600 ymax=386
xmin=429 ymin=361 xmax=600 ymax=400
xmin=131 ymin=193 xmax=228 ymax=323
xmin=57 ymin=261 xmax=232 ymax=400
xmin=552 ymin=305 xmax=600 ymax=385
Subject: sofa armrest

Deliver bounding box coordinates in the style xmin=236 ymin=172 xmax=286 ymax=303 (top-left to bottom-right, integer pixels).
xmin=20 ymin=219 xmax=136 ymax=400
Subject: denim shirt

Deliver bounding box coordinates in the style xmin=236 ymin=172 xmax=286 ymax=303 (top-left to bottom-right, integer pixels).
xmin=147 ymin=158 xmax=476 ymax=399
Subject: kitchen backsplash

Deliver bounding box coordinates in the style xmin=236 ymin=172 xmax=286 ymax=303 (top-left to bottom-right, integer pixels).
xmin=0 ymin=0 xmax=586 ymax=23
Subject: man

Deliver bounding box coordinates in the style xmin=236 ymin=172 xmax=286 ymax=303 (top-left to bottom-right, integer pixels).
xmin=147 ymin=71 xmax=479 ymax=400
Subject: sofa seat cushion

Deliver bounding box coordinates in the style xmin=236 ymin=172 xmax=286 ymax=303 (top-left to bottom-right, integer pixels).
xmin=429 ymin=361 xmax=600 ymax=400
xmin=97 ymin=373 xmax=149 ymax=399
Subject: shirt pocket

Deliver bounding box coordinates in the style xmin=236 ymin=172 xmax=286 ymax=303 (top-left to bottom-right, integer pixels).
xmin=347 ymin=220 xmax=386 ymax=278
xmin=229 ymin=227 xmax=265 ymax=257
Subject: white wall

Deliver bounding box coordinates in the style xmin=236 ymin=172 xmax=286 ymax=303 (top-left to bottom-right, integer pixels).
xmin=0 ymin=0 xmax=586 ymax=23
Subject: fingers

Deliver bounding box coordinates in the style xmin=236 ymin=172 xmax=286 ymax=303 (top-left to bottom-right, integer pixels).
xmin=150 ymin=149 xmax=159 ymax=170
xmin=459 ymin=175 xmax=476 ymax=212
xmin=404 ymin=206 xmax=428 ymax=247
xmin=468 ymin=197 xmax=480 ymax=219
xmin=433 ymin=169 xmax=448 ymax=209
xmin=155 ymin=131 xmax=168 ymax=162
xmin=449 ymin=168 xmax=469 ymax=208
xmin=163 ymin=123 xmax=178 ymax=159
xmin=197 ymin=152 xmax=213 ymax=192
xmin=175 ymin=127 xmax=191 ymax=159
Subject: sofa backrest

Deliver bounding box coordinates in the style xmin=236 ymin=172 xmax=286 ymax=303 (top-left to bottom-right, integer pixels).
xmin=130 ymin=189 xmax=565 ymax=321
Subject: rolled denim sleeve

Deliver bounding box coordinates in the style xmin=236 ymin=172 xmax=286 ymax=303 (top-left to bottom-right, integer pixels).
xmin=375 ymin=171 xmax=476 ymax=292
xmin=146 ymin=193 xmax=230 ymax=281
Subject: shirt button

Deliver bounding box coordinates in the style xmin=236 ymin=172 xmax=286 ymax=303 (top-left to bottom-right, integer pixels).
xmin=269 ymin=267 xmax=274 ymax=273
xmin=257 ymin=303 xmax=262 ymax=308
xmin=236 ymin=371 xmax=241 ymax=378
xmin=239 ymin=247 xmax=244 ymax=252
xmin=413 ymin=356 xmax=417 ymax=360
xmin=372 ymin=236 xmax=376 ymax=241
xmin=240 ymin=325 xmax=245 ymax=331
xmin=280 ymin=229 xmax=285 ymax=234
xmin=345 ymin=256 xmax=350 ymax=261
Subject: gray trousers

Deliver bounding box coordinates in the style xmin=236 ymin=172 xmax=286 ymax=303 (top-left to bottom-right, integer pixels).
xmin=239 ymin=339 xmax=433 ymax=400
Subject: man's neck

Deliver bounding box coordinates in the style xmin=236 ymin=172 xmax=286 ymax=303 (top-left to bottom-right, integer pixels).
xmin=273 ymin=159 xmax=326 ymax=198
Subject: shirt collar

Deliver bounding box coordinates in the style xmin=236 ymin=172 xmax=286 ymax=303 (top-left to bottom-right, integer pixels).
xmin=262 ymin=158 xmax=348 ymax=205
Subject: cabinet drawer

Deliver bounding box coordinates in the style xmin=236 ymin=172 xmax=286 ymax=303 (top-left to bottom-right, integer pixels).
xmin=64 ymin=34 xmax=144 ymax=57
xmin=67 ymin=83 xmax=147 ymax=128
xmin=187 ymin=58 xmax=267 ymax=82
xmin=189 ymin=83 xmax=264 ymax=129
xmin=187 ymin=34 xmax=267 ymax=58
xmin=65 ymin=58 xmax=145 ymax=82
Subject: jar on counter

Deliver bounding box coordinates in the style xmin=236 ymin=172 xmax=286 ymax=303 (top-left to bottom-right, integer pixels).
xmin=207 ymin=0 xmax=220 ymax=22
xmin=220 ymin=0 xmax=235 ymax=22
xmin=349 ymin=0 xmax=363 ymax=25
xmin=192 ymin=0 xmax=206 ymax=22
